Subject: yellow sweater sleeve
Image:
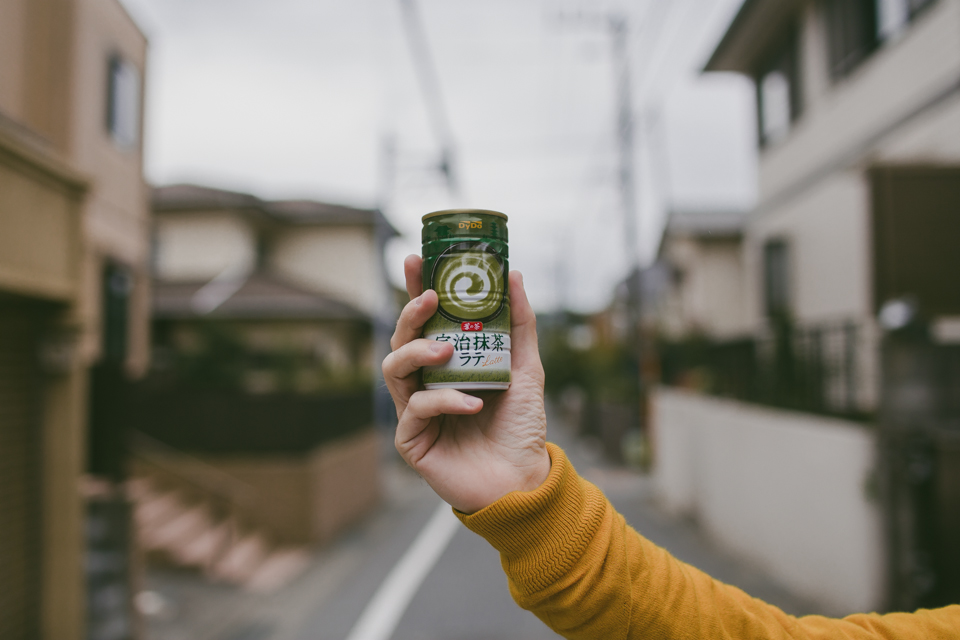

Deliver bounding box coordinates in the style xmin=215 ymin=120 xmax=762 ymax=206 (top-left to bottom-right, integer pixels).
xmin=455 ymin=443 xmax=960 ymax=640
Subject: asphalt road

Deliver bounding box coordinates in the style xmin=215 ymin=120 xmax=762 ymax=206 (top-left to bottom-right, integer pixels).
xmin=144 ymin=405 xmax=819 ymax=640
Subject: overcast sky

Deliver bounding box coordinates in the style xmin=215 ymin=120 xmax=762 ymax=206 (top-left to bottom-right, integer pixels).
xmin=120 ymin=0 xmax=756 ymax=312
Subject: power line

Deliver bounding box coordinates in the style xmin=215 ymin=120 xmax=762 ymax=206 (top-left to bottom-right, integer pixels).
xmin=397 ymin=0 xmax=459 ymax=197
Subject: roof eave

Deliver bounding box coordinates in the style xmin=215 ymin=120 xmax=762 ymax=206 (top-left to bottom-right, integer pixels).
xmin=703 ymin=0 xmax=803 ymax=74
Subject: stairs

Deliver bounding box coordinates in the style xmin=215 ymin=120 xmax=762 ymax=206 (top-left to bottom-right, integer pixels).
xmin=128 ymin=445 xmax=312 ymax=593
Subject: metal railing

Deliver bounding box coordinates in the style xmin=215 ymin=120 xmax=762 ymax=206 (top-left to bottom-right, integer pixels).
xmin=659 ymin=319 xmax=876 ymax=421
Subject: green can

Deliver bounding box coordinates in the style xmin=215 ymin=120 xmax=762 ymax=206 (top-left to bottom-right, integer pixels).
xmin=421 ymin=209 xmax=510 ymax=390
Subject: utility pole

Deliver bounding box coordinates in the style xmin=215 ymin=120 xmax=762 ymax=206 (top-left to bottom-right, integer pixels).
xmin=609 ymin=14 xmax=645 ymax=434
xmin=554 ymin=10 xmax=645 ymax=432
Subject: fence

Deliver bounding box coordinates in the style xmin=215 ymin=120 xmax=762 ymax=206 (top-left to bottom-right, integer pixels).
xmin=128 ymin=383 xmax=373 ymax=454
xmin=879 ymin=338 xmax=960 ymax=609
xmin=659 ymin=320 xmax=875 ymax=421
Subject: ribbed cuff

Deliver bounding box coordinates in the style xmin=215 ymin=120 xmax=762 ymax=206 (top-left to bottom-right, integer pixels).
xmin=454 ymin=443 xmax=604 ymax=595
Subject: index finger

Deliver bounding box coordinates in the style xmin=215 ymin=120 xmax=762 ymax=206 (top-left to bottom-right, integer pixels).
xmin=390 ymin=289 xmax=438 ymax=352
xmin=404 ymin=254 xmax=423 ymax=299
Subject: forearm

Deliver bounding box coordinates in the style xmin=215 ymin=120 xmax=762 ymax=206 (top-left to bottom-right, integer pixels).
xmin=456 ymin=444 xmax=960 ymax=640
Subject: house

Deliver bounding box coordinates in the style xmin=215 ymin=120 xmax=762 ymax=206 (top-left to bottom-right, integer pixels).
xmin=0 ymin=1 xmax=149 ymax=638
xmin=125 ymin=185 xmax=396 ymax=571
xmin=150 ymin=184 xmax=397 ymax=397
xmin=705 ymin=0 xmax=960 ymax=410
xmin=651 ymin=0 xmax=960 ymax=615
xmin=655 ymin=210 xmax=747 ymax=341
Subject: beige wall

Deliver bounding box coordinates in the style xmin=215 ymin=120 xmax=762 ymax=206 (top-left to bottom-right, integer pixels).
xmin=0 ymin=0 xmax=27 ymax=117
xmin=71 ymin=0 xmax=148 ymax=264
xmin=154 ymin=211 xmax=258 ymax=281
xmin=270 ymin=226 xmax=383 ymax=317
xmin=0 ymin=0 xmax=76 ymax=150
xmin=70 ymin=0 xmax=151 ymax=371
xmin=0 ymin=115 xmax=90 ymax=640
xmin=0 ymin=2 xmax=149 ymax=639
xmin=0 ymin=127 xmax=85 ymax=302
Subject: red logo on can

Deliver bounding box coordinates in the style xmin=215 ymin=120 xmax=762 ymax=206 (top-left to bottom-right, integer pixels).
xmin=461 ymin=322 xmax=483 ymax=332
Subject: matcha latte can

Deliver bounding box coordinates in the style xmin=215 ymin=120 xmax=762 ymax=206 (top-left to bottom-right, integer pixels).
xmin=421 ymin=209 xmax=510 ymax=390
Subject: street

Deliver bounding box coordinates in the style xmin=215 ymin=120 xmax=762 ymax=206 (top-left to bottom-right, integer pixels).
xmin=143 ymin=405 xmax=821 ymax=640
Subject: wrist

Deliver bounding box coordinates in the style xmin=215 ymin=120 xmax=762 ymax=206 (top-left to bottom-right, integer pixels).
xmin=514 ymin=449 xmax=552 ymax=493
xmin=457 ymin=448 xmax=552 ymax=514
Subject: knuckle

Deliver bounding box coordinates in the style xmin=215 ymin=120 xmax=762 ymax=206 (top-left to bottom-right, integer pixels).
xmin=381 ymin=351 xmax=395 ymax=374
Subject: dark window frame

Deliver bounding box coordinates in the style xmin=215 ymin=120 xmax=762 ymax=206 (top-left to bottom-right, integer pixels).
xmin=824 ymin=0 xmax=938 ymax=80
xmin=763 ymin=238 xmax=792 ymax=319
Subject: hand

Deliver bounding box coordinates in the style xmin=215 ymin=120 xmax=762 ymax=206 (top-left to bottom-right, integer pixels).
xmin=382 ymin=254 xmax=551 ymax=514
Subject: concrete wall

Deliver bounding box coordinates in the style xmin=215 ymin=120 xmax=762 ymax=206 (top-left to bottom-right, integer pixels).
xmin=651 ymin=387 xmax=884 ymax=615
xmin=134 ymin=430 xmax=382 ymax=546
xmin=310 ymin=430 xmax=383 ymax=543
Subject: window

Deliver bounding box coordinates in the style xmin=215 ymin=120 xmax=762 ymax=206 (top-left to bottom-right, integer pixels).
xmin=825 ymin=0 xmax=937 ymax=78
xmin=763 ymin=239 xmax=791 ymax=318
xmin=106 ymin=55 xmax=141 ymax=149
xmin=824 ymin=0 xmax=878 ymax=78
xmin=756 ymin=28 xmax=801 ymax=146
xmin=878 ymin=0 xmax=936 ymax=38
xmin=102 ymin=263 xmax=133 ymax=363
xmin=760 ymin=71 xmax=792 ymax=144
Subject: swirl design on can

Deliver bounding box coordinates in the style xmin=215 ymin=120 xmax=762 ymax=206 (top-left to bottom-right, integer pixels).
xmin=431 ymin=242 xmax=505 ymax=322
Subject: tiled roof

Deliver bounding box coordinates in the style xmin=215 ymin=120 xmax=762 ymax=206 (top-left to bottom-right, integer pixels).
xmin=151 ymin=183 xmax=398 ymax=235
xmin=153 ymin=272 xmax=369 ymax=321
xmin=664 ymin=210 xmax=745 ymax=237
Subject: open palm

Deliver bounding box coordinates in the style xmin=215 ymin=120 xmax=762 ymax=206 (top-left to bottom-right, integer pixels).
xmin=382 ymin=255 xmax=550 ymax=514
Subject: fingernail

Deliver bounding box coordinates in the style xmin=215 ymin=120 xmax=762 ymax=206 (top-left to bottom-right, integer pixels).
xmin=430 ymin=341 xmax=446 ymax=353
xmin=465 ymin=396 xmax=482 ymax=409
xmin=415 ymin=294 xmax=424 ymax=306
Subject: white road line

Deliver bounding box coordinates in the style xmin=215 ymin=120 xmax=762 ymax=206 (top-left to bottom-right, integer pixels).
xmin=344 ymin=501 xmax=460 ymax=640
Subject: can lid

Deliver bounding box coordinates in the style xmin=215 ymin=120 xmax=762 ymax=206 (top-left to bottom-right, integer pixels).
xmin=422 ymin=208 xmax=508 ymax=222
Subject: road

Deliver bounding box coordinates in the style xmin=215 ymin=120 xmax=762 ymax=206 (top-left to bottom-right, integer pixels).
xmin=143 ymin=405 xmax=820 ymax=640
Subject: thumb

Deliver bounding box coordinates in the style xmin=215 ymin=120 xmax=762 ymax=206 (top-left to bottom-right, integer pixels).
xmin=508 ymin=271 xmax=542 ymax=376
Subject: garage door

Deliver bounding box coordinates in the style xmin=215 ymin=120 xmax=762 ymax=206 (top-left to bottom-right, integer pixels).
xmin=0 ymin=297 xmax=46 ymax=640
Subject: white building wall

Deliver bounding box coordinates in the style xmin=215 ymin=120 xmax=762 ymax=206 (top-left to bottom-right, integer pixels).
xmin=745 ymin=0 xmax=960 ymax=329
xmin=745 ymin=171 xmax=872 ymax=326
xmin=269 ymin=226 xmax=381 ymax=317
xmin=154 ymin=211 xmax=257 ymax=281
xmin=878 ymin=91 xmax=960 ymax=161
xmin=761 ymin=0 xmax=960 ymax=204
xmin=652 ymin=387 xmax=885 ymax=616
